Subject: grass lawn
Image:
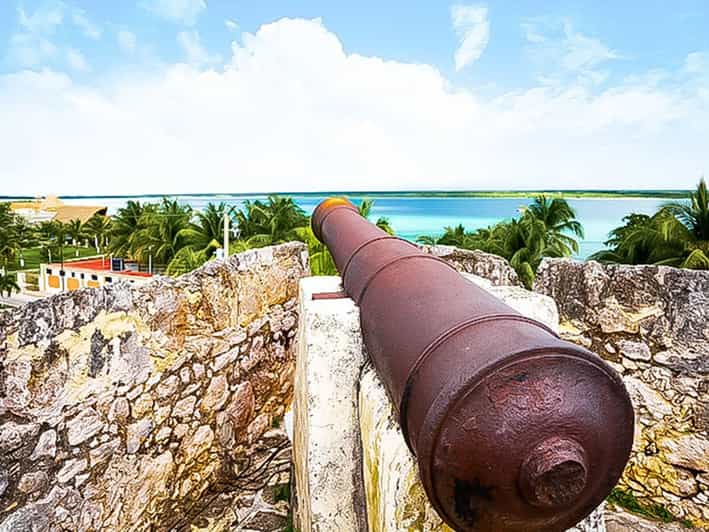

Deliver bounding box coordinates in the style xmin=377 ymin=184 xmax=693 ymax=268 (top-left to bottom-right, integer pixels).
xmin=5 ymin=246 xmax=103 ymax=273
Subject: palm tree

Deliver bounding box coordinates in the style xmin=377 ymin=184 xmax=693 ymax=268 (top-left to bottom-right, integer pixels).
xmin=663 ymin=178 xmax=709 ymax=242
xmin=417 ymin=224 xmax=466 ymax=246
xmin=523 ymin=195 xmax=584 ymax=255
xmin=66 ymin=219 xmax=83 ymax=257
xmin=0 ymin=273 xmax=20 ymax=297
xmin=9 ymin=216 xmax=37 ymax=270
xmin=179 ymin=202 xmax=229 ymax=256
xmin=357 ymin=198 xmax=394 ymax=235
xmin=414 ymin=197 xmax=582 ymax=288
xmin=83 ymin=214 xmax=112 ymax=253
xmin=416 ymin=234 xmax=437 ymax=245
xmin=0 ymin=203 xmax=14 ymax=227
xmin=0 ymin=224 xmax=19 ymax=274
xmin=294 ymin=226 xmax=338 ymax=276
xmin=358 ymin=199 xmax=375 ymax=218
xmin=48 ymin=221 xmax=69 ymax=266
xmin=109 ymin=200 xmax=148 ymax=258
xmin=166 ymin=247 xmax=213 ymax=276
xmin=592 ymin=179 xmax=709 ymax=269
xmin=236 ymin=195 xmax=308 ymax=246
xmin=12 ymin=216 xmax=37 ymax=248
xmin=131 ymin=198 xmax=192 ymax=265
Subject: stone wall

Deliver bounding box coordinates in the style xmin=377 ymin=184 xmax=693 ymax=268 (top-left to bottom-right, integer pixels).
xmin=0 ymin=243 xmax=309 ymax=531
xmin=535 ymin=259 xmax=709 ymax=528
xmin=419 ymin=245 xmax=521 ymax=287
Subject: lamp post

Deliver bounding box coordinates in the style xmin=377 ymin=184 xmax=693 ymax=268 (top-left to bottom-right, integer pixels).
xmin=223 ymin=212 xmax=230 ymax=259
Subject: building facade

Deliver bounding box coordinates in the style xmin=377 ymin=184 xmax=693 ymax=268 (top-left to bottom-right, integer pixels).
xmin=40 ymin=257 xmax=153 ymax=294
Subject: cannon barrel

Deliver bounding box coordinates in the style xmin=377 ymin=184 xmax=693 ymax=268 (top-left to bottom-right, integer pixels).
xmin=311 ymin=198 xmax=634 ymax=532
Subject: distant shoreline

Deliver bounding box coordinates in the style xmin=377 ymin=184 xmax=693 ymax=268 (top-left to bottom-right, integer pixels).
xmin=0 ymin=189 xmax=691 ymax=200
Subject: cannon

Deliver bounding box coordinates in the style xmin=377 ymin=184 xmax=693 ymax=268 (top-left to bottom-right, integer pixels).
xmin=311 ymin=198 xmax=634 ymax=532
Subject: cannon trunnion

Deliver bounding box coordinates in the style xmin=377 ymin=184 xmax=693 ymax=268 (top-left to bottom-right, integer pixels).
xmin=311 ymin=198 xmax=634 ymax=532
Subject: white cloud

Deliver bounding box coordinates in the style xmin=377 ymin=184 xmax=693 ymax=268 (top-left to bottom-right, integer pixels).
xmin=8 ymin=3 xmax=64 ymax=67
xmin=71 ymin=9 xmax=102 ymax=39
xmin=17 ymin=3 xmax=64 ymax=33
xmin=117 ymin=30 xmax=138 ymax=54
xmin=66 ymin=48 xmax=90 ymax=71
xmin=141 ymin=0 xmax=207 ymax=25
xmin=685 ymin=51 xmax=708 ymax=74
xmin=177 ymin=30 xmax=221 ymax=65
xmin=225 ymin=19 xmax=239 ymax=32
xmin=0 ymin=18 xmax=706 ymax=196
xmin=523 ymin=19 xmax=620 ymax=85
xmin=451 ymin=4 xmax=490 ymax=71
xmin=8 ymin=2 xmax=101 ymax=69
xmin=8 ymin=33 xmax=58 ymax=67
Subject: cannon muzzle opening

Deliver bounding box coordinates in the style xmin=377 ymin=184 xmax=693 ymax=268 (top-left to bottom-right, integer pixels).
xmin=311 ymin=198 xmax=634 ymax=532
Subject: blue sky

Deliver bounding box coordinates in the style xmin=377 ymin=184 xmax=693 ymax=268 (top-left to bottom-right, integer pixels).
xmin=0 ymin=1 xmax=708 ymax=195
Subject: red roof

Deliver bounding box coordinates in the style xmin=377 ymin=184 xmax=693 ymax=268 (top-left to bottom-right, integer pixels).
xmin=48 ymin=258 xmax=153 ymax=278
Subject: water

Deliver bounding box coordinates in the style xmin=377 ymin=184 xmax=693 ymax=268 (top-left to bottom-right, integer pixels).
xmin=62 ymin=194 xmax=668 ymax=259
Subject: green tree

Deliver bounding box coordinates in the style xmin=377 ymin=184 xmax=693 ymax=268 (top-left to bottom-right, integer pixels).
xmin=131 ymin=199 xmax=192 ymax=265
xmin=523 ymin=195 xmax=584 ymax=256
xmin=109 ymin=200 xmax=149 ymax=258
xmin=663 ymin=178 xmax=709 ymax=242
xmin=415 ymin=196 xmax=583 ymax=288
xmin=66 ymin=219 xmax=84 ymax=256
xmin=236 ymin=195 xmax=308 ymax=246
xmin=47 ymin=221 xmax=69 ymax=266
xmin=358 ymin=198 xmax=394 ymax=235
xmin=0 ymin=224 xmax=19 ymax=272
xmin=294 ymin=226 xmax=337 ymax=276
xmin=166 ymin=247 xmax=213 ymax=276
xmin=0 ymin=204 xmax=21 ymax=271
xmin=13 ymin=216 xmax=37 ymax=249
xmin=417 ymin=224 xmax=467 ymax=246
xmin=591 ymin=179 xmax=709 ymax=269
xmin=0 ymin=273 xmax=20 ymax=297
xmin=0 ymin=203 xmax=14 ymax=227
xmin=178 ymin=202 xmax=229 ymax=256
xmin=83 ymin=214 xmax=112 ymax=253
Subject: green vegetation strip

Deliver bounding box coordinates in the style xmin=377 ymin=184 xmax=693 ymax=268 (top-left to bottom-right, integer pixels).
xmin=607 ymin=488 xmax=693 ymax=528
xmin=7 ymin=246 xmax=100 ymax=273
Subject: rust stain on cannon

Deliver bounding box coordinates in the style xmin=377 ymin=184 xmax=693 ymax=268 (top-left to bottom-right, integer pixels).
xmin=311 ymin=198 xmax=634 ymax=532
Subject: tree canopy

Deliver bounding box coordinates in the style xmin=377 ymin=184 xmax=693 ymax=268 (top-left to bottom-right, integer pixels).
xmin=417 ymin=195 xmax=584 ymax=288
xmin=591 ymin=179 xmax=709 ymax=270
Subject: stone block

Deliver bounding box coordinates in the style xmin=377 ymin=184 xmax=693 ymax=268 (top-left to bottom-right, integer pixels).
xmin=293 ymin=276 xmax=368 ymax=531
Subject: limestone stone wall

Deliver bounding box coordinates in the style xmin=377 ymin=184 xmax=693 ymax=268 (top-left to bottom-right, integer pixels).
xmin=535 ymin=259 xmax=709 ymax=528
xmin=419 ymin=245 xmax=521 ymax=287
xmin=0 ymin=243 xmax=309 ymax=532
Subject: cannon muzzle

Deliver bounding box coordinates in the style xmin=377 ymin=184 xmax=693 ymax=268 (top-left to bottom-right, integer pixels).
xmin=311 ymin=198 xmax=634 ymax=532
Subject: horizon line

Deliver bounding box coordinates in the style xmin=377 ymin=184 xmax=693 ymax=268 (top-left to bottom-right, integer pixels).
xmin=0 ymin=188 xmax=692 ymax=200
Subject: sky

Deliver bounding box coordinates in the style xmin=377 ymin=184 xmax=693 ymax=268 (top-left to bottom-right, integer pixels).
xmin=0 ymin=1 xmax=707 ymax=196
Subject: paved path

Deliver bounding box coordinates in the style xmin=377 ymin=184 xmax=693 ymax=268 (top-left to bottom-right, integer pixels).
xmin=0 ymin=292 xmax=45 ymax=308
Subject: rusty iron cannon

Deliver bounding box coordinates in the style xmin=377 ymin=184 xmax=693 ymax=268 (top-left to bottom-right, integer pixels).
xmin=311 ymin=198 xmax=634 ymax=532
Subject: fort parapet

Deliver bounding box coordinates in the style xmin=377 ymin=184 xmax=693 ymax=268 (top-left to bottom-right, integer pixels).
xmin=0 ymin=243 xmax=706 ymax=531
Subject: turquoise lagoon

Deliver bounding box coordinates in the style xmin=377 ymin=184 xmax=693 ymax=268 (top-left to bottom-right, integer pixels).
xmin=62 ymin=195 xmax=668 ymax=259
